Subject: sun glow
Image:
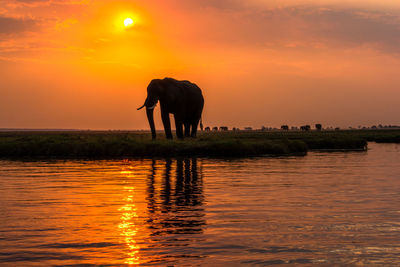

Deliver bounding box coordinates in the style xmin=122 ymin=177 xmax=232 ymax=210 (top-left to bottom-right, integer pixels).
xmin=124 ymin=18 xmax=134 ymax=27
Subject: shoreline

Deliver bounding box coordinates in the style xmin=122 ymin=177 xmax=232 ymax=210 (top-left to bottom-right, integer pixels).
xmin=1 ymin=129 xmax=398 ymax=159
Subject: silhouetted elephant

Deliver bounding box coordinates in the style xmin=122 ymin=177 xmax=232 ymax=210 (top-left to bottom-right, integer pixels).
xmin=138 ymin=78 xmax=204 ymax=139
xmin=281 ymin=125 xmax=289 ymax=131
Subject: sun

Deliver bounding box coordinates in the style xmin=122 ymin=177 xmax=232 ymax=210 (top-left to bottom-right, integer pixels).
xmin=124 ymin=18 xmax=134 ymax=27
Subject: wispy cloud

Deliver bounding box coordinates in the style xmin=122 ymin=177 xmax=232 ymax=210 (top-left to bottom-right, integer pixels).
xmin=164 ymin=2 xmax=400 ymax=54
xmin=0 ymin=15 xmax=39 ymax=34
xmin=0 ymin=0 xmax=89 ymax=59
xmin=7 ymin=0 xmax=89 ymax=8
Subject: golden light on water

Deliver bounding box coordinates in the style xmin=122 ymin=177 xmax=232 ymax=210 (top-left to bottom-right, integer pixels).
xmin=119 ymin=191 xmax=140 ymax=264
xmin=119 ymin=182 xmax=141 ymax=265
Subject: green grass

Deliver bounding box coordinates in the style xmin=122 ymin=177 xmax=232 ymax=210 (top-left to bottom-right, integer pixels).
xmin=1 ymin=129 xmax=397 ymax=159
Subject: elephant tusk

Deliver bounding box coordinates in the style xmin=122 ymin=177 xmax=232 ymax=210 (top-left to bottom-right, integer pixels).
xmin=147 ymin=104 xmax=157 ymax=110
xmin=137 ymin=104 xmax=145 ymax=110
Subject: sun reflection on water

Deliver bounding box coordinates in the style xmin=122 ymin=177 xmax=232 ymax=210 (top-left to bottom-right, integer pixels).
xmin=118 ymin=184 xmax=141 ymax=265
xmin=116 ymin=159 xmax=205 ymax=265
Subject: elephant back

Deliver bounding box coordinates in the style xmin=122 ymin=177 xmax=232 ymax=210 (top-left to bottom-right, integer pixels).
xmin=163 ymin=78 xmax=203 ymax=99
xmin=162 ymin=77 xmax=204 ymax=117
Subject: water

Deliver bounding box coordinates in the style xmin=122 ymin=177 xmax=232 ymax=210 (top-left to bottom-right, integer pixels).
xmin=0 ymin=143 xmax=400 ymax=266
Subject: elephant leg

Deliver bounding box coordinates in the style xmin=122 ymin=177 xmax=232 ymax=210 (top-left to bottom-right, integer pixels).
xmin=174 ymin=115 xmax=184 ymax=139
xmin=191 ymin=119 xmax=200 ymax=137
xmin=162 ymin=111 xmax=173 ymax=139
xmin=184 ymin=122 xmax=191 ymax=137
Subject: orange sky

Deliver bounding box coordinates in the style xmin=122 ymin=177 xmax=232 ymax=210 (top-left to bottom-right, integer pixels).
xmin=1 ymin=0 xmax=400 ymax=129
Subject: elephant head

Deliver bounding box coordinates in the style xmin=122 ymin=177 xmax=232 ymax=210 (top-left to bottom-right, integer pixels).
xmin=137 ymin=79 xmax=164 ymax=139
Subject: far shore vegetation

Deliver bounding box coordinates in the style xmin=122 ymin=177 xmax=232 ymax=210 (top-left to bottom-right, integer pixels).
xmin=1 ymin=129 xmax=399 ymax=159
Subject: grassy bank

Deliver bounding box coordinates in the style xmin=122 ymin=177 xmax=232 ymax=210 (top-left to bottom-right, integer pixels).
xmin=199 ymin=130 xmax=370 ymax=151
xmin=0 ymin=131 xmax=307 ymax=158
xmin=1 ymin=129 xmax=397 ymax=159
xmin=355 ymin=130 xmax=400 ymax=143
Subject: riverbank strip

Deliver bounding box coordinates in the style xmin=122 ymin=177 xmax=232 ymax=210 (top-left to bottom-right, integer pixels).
xmin=1 ymin=129 xmax=398 ymax=159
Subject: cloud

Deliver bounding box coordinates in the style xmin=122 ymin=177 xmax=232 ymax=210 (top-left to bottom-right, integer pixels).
xmin=0 ymin=16 xmax=38 ymax=34
xmin=6 ymin=0 xmax=89 ymax=8
xmin=306 ymin=7 xmax=400 ymax=52
xmin=15 ymin=0 xmax=49 ymax=2
xmin=166 ymin=3 xmax=400 ymax=54
xmin=174 ymin=0 xmax=245 ymax=10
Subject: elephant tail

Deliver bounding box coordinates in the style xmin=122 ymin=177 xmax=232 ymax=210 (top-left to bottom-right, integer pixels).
xmin=200 ymin=117 xmax=204 ymax=131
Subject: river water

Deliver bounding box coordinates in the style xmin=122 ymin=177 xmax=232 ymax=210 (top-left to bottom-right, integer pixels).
xmin=0 ymin=143 xmax=399 ymax=266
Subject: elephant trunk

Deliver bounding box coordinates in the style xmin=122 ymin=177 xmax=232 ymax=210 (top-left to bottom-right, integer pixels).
xmin=146 ymin=108 xmax=156 ymax=140
xmin=138 ymin=98 xmax=157 ymax=111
